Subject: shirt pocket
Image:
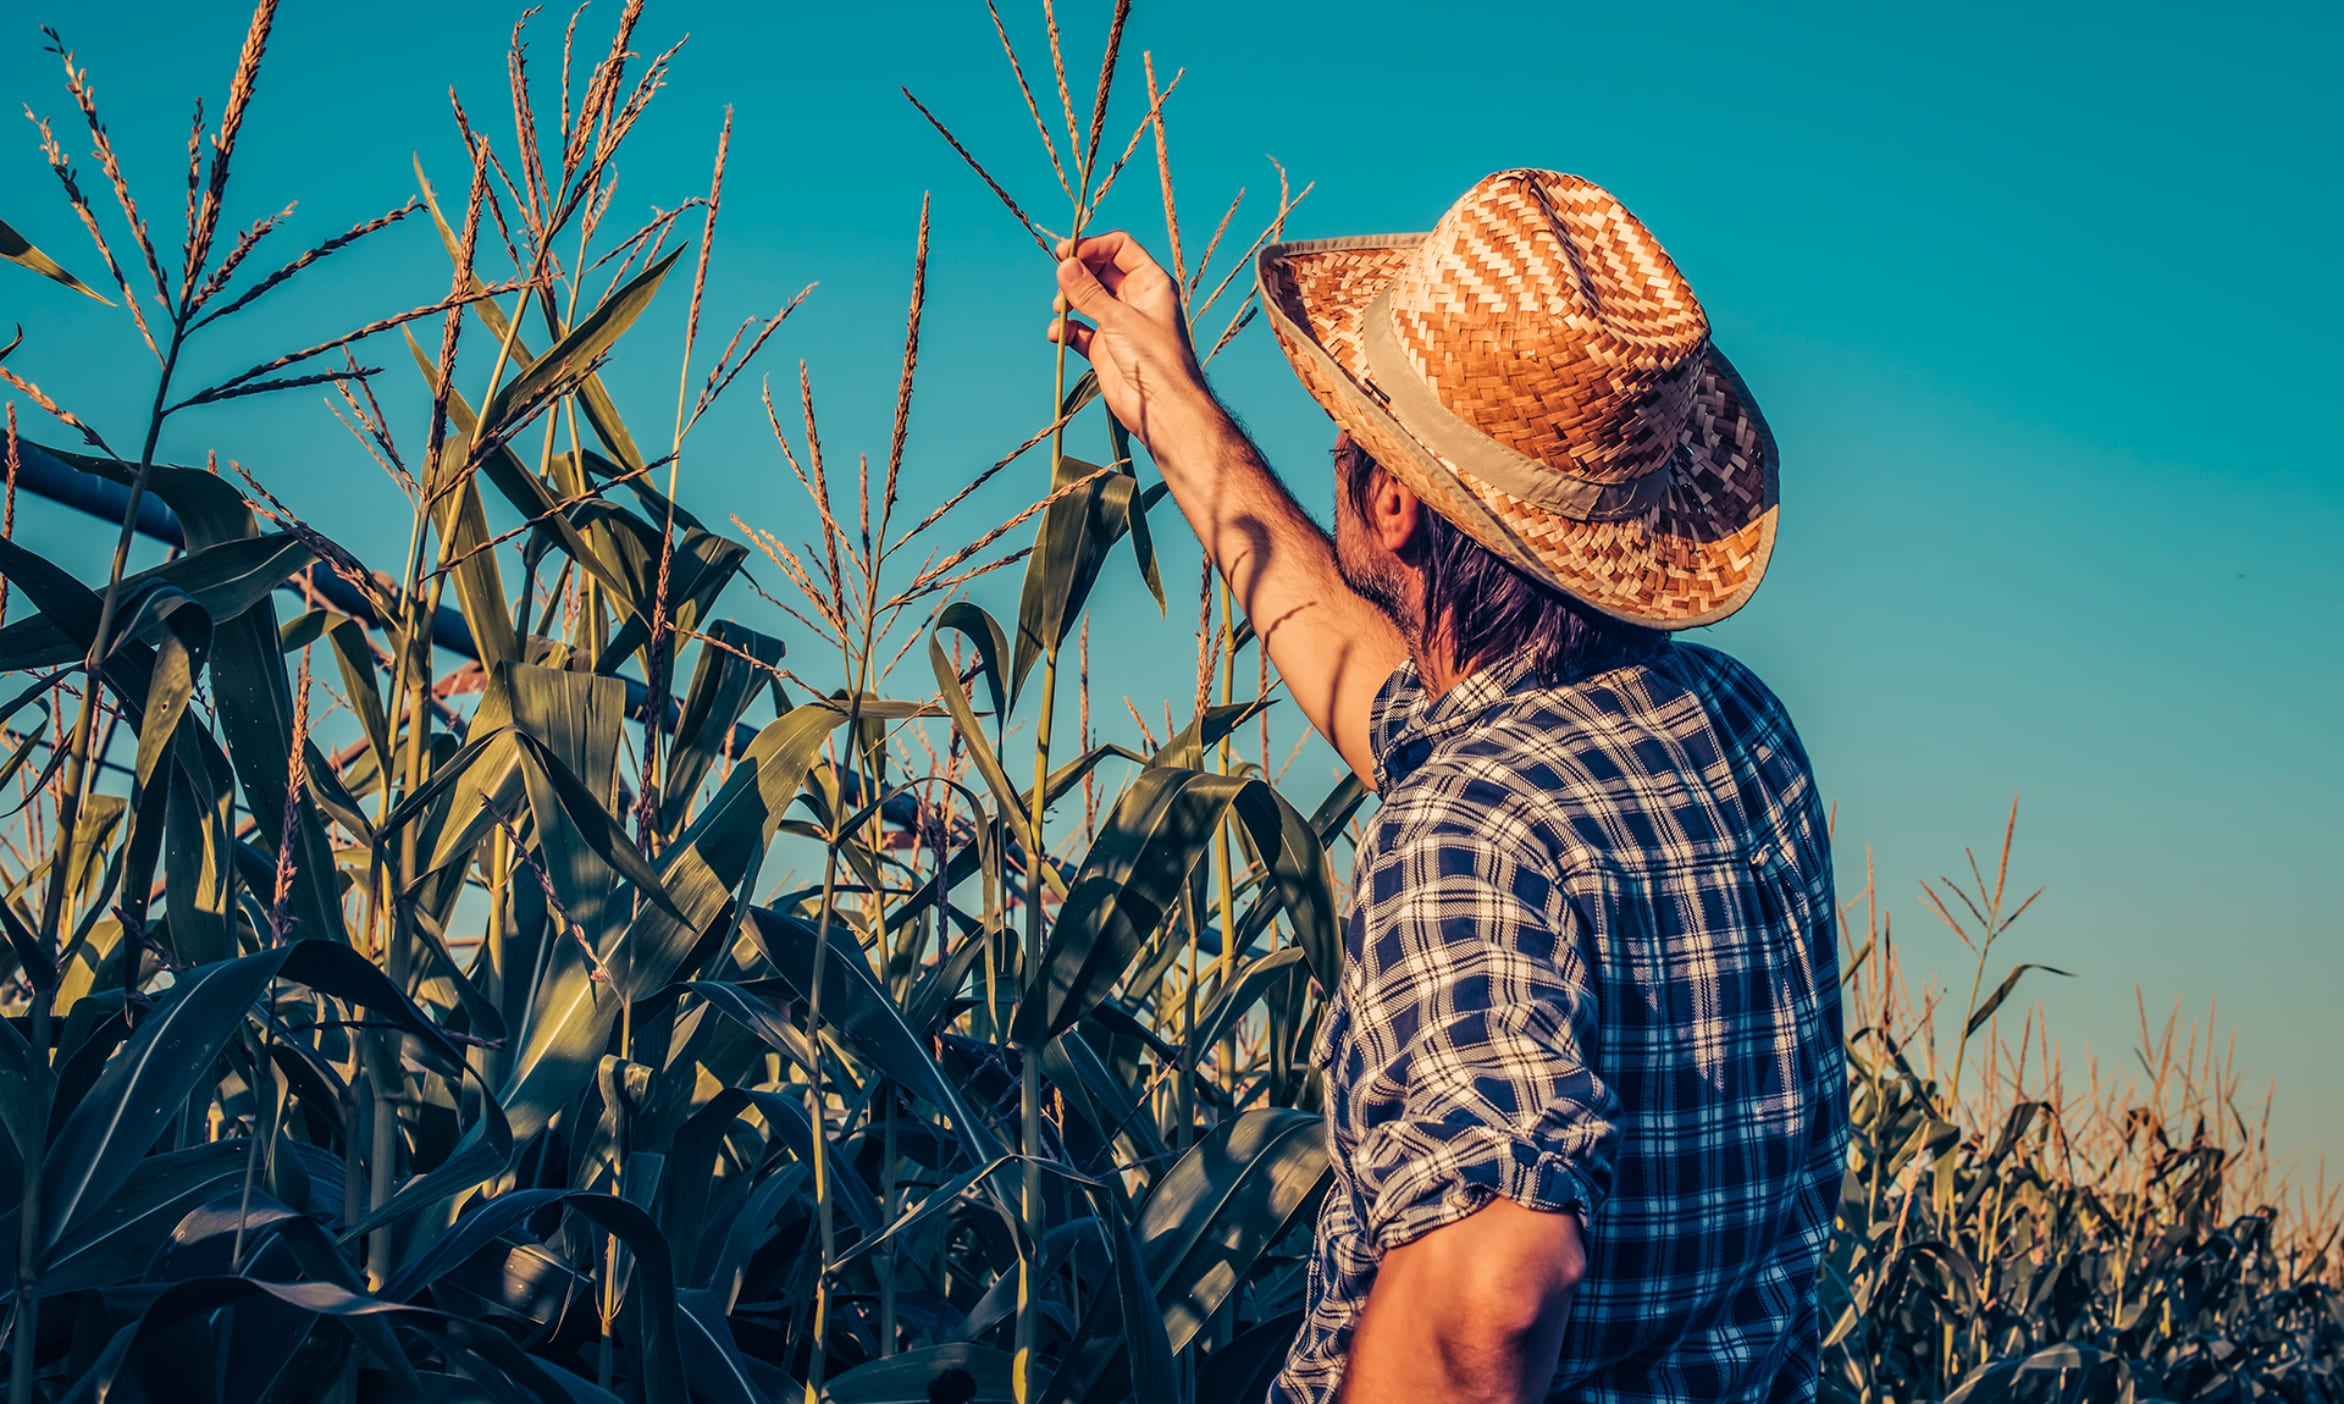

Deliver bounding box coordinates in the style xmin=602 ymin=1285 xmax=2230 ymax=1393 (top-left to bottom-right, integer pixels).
xmin=1745 ymin=839 xmax=1823 ymax=1033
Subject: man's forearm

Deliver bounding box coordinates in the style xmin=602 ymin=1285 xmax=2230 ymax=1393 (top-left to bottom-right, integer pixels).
xmin=1339 ymin=1198 xmax=1583 ymax=1404
xmin=1143 ymin=395 xmax=1406 ymax=785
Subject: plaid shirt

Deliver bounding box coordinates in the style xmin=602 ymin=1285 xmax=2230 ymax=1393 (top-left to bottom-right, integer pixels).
xmin=1272 ymin=642 xmax=1847 ymax=1404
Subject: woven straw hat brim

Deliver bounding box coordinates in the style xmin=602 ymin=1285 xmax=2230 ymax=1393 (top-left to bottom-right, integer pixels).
xmin=1256 ymin=233 xmax=1778 ymax=630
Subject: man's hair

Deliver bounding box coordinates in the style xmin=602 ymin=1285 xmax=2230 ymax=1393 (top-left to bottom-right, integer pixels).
xmin=1338 ymin=438 xmax=1666 ymax=684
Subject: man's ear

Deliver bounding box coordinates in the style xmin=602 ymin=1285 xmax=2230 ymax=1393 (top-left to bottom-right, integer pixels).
xmin=1367 ymin=463 xmax=1423 ymax=556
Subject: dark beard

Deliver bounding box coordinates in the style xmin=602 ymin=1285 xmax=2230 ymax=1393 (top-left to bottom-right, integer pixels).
xmin=1335 ymin=526 xmax=1416 ymax=638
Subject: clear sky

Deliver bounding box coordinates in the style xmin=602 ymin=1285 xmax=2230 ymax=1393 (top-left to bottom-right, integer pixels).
xmin=3 ymin=1 xmax=2337 ymax=1167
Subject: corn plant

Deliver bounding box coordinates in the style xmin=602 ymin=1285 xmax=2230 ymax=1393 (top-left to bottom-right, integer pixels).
xmin=0 ymin=5 xmax=2333 ymax=1404
xmin=1821 ymin=810 xmax=2342 ymax=1404
xmin=0 ymin=4 xmax=1344 ymax=1401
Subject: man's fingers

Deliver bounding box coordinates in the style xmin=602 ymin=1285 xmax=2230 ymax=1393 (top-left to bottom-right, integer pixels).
xmin=1044 ymin=315 xmax=1095 ymax=360
xmin=1056 ymin=252 xmax=1120 ymax=319
xmin=1071 ymin=229 xmax=1159 ymax=279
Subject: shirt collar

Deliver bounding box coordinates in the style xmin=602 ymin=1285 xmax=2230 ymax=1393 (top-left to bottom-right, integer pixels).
xmin=1368 ymin=649 xmax=1548 ymax=791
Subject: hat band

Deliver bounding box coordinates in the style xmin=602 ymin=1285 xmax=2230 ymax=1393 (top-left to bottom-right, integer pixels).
xmin=1360 ymin=289 xmax=1673 ymax=523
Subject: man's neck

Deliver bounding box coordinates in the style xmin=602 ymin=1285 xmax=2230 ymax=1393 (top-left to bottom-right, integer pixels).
xmin=1414 ymin=645 xmax=1477 ymax=702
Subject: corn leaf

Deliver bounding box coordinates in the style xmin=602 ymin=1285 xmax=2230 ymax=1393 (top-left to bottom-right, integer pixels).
xmin=38 ymin=948 xmax=283 ymax=1255
xmin=475 ymin=249 xmax=682 ymax=452
xmin=0 ymin=215 xmax=108 ymax=302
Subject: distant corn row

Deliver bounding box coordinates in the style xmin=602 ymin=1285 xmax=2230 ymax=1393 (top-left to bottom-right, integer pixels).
xmin=0 ymin=4 xmax=2333 ymax=1404
xmin=1821 ymin=828 xmax=2342 ymax=1403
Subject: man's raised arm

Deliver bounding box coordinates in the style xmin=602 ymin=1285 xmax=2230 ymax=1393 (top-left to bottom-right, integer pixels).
xmin=1047 ymin=231 xmax=1407 ymax=787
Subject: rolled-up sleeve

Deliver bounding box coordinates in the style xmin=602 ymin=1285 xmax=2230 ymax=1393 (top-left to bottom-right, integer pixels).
xmin=1338 ymin=803 xmax=1619 ymax=1255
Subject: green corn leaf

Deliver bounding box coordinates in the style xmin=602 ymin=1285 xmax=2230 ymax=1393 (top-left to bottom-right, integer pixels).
xmin=302 ymin=735 xmax=375 ymax=844
xmin=0 ymin=1010 xmax=53 ymax=1184
xmin=405 ymin=1318 xmax=629 ymax=1404
xmin=0 ymin=534 xmax=313 ymax=673
xmin=140 ymin=1190 xmax=351 ymax=1396
xmin=702 ymin=1162 xmax=812 ymax=1312
xmin=563 ymin=1194 xmax=688 ymax=1404
xmin=430 ymin=432 xmax=523 ymax=668
xmin=1941 ymin=1343 xmax=2121 ymax=1404
xmin=404 ymin=902 xmax=509 ymax=1044
xmin=1964 ymin=962 xmax=2072 ymax=1038
xmin=829 ymin=1152 xmax=1015 ymax=1273
xmin=76 ymin=461 xmax=334 ymax=946
xmin=126 ymin=590 xmax=212 ymax=790
xmin=325 ymin=617 xmax=393 ymax=781
xmin=586 ymin=511 xmax=749 ymax=674
xmin=476 ymin=249 xmax=683 ymax=453
xmin=275 ymin=605 xmax=339 ymax=652
xmin=1308 ymin=772 xmax=1371 ymax=845
xmin=953 ymin=1215 xmax=1105 ymax=1348
xmin=1099 ymin=373 xmax=1168 ymax=613
xmin=277 ymin=938 xmax=470 ymax=1077
xmin=823 ymin=1344 xmax=1018 ymax=1404
xmin=1017 ymin=1106 xmax=1322 ymax=1404
xmin=0 ymin=536 xmax=121 ymax=687
xmin=1035 ymin=1180 xmax=1180 ymax=1404
xmin=416 ymin=157 xmax=651 ymax=473
xmin=928 ymin=619 xmax=1054 ymax=899
xmin=1200 ymin=1321 xmax=1312 ymax=1404
xmin=497 ymin=699 xmax=861 ymax=1141
xmin=1186 ymin=946 xmax=1305 ymax=1060
xmin=662 ymin=619 xmax=785 ymax=830
xmin=380 ymin=1186 xmax=565 ymax=1301
xmin=747 ymin=906 xmax=1005 ymax=1164
xmin=656 ymin=983 xmax=822 ymax=1088
xmin=65 ymin=1272 xmax=429 ymax=1404
xmin=1144 ymin=697 xmax=1272 ymax=773
xmin=1010 ymin=462 xmax=1139 ymax=707
xmin=33 ymin=1141 xmax=249 ymax=1296
xmin=205 ymin=590 xmax=346 ymax=948
xmin=377 ymin=718 xmax=514 ymax=849
xmin=660 ymin=1088 xmax=807 ymax=1283
xmin=1041 ymin=1029 xmax=1166 ymax=1188
xmin=112 ymin=751 xmax=169 ymax=938
xmin=903 ymin=890 xmax=997 ymax=1037
xmin=38 ymin=949 xmax=284 ymax=1255
xmin=0 ymin=895 xmax=47 ymax=999
xmin=678 ymin=1287 xmax=778 ymax=1404
xmin=936 ymin=600 xmax=1011 ymax=723
xmin=514 ymin=731 xmax=680 ymax=918
xmin=1136 ymin=1109 xmax=1328 ymax=1356
xmin=405 ymin=327 xmax=638 ymax=610
xmin=1195 ymin=1312 xmax=1305 ymax=1404
xmin=0 ymin=214 xmax=108 ymax=302
xmin=0 ymin=698 xmax=51 ymax=797
xmin=273 ymin=1213 xmax=427 ymax=1395
xmin=339 ymin=1078 xmax=513 ymax=1242
xmin=1015 ymin=767 xmax=1335 ymax=1046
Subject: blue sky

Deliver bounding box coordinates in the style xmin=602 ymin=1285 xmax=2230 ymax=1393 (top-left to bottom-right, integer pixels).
xmin=3 ymin=1 xmax=2337 ymax=1167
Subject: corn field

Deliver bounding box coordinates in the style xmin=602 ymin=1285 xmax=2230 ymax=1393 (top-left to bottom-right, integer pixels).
xmin=0 ymin=4 xmax=2334 ymax=1402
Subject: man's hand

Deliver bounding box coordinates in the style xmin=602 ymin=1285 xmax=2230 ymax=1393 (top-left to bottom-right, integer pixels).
xmin=1340 ymin=1198 xmax=1586 ymax=1404
xmin=1048 ymin=232 xmax=1409 ymax=785
xmin=1046 ymin=233 xmax=1213 ymax=455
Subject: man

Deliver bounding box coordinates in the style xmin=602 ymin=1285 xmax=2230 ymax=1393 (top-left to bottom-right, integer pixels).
xmin=1049 ymin=169 xmax=1846 ymax=1404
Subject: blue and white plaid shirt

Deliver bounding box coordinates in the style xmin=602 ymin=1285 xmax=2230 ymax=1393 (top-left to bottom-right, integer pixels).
xmin=1273 ymin=642 xmax=1847 ymax=1404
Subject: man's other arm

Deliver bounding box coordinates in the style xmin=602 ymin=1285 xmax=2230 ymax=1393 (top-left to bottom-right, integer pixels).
xmin=1048 ymin=232 xmax=1407 ymax=786
xmin=1341 ymin=1197 xmax=1586 ymax=1404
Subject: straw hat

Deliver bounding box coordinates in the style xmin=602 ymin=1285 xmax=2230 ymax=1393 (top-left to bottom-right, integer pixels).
xmin=1256 ymin=169 xmax=1777 ymax=629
